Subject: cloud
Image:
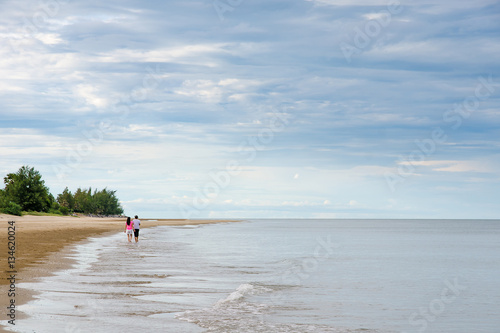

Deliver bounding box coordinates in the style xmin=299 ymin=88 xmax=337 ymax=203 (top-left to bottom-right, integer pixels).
xmin=74 ymin=84 xmax=111 ymax=108
xmin=307 ymin=0 xmax=395 ymax=6
xmin=398 ymin=160 xmax=496 ymax=173
xmin=0 ymin=0 xmax=498 ymax=218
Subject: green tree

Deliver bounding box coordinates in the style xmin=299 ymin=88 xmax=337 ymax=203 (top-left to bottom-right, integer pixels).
xmin=57 ymin=187 xmax=74 ymax=210
xmin=1 ymin=166 xmax=124 ymax=216
xmin=73 ymin=187 xmax=91 ymax=213
xmin=3 ymin=166 xmax=51 ymax=212
xmin=0 ymin=189 xmax=7 ymax=208
xmin=92 ymin=188 xmax=123 ymax=215
xmin=69 ymin=187 xmax=123 ymax=215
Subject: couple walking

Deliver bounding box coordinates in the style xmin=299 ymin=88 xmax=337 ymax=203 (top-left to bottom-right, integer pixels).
xmin=124 ymin=215 xmax=141 ymax=242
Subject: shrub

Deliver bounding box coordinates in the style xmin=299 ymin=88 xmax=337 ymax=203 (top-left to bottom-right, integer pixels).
xmin=48 ymin=209 xmax=63 ymax=215
xmin=2 ymin=202 xmax=22 ymax=216
xmin=59 ymin=206 xmax=70 ymax=215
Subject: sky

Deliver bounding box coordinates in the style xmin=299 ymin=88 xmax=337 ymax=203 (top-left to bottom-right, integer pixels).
xmin=0 ymin=0 xmax=499 ymax=219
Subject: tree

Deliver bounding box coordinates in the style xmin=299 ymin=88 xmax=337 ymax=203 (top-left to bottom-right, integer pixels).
xmin=0 ymin=166 xmax=124 ymax=216
xmin=3 ymin=166 xmax=51 ymax=212
xmin=92 ymin=188 xmax=123 ymax=215
xmin=0 ymin=189 xmax=7 ymax=207
xmin=73 ymin=187 xmax=91 ymax=213
xmin=57 ymin=187 xmax=74 ymax=210
xmin=69 ymin=187 xmax=123 ymax=215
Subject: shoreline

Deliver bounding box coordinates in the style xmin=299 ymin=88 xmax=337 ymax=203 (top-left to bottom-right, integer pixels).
xmin=0 ymin=214 xmax=240 ymax=332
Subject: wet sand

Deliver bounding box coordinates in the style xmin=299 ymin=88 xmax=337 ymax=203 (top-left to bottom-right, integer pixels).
xmin=0 ymin=214 xmax=237 ymax=332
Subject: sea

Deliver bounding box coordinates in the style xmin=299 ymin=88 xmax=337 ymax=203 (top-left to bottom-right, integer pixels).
xmin=3 ymin=219 xmax=500 ymax=333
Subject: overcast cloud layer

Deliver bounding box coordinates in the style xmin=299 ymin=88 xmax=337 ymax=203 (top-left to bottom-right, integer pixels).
xmin=1 ymin=0 xmax=499 ymax=218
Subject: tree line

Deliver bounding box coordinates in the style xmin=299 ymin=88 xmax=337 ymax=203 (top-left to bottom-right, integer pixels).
xmin=0 ymin=166 xmax=123 ymax=216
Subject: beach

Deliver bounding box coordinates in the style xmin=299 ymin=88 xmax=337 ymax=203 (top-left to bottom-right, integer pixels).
xmin=0 ymin=214 xmax=235 ymax=333
xmin=1 ymin=218 xmax=499 ymax=332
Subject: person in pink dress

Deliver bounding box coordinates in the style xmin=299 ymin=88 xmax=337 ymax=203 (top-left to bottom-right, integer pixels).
xmin=124 ymin=216 xmax=134 ymax=242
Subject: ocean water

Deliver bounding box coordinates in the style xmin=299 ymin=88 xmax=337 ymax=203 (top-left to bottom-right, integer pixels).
xmin=3 ymin=219 xmax=500 ymax=333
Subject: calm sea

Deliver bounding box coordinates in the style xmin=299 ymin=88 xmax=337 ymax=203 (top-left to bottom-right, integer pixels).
xmin=3 ymin=219 xmax=500 ymax=332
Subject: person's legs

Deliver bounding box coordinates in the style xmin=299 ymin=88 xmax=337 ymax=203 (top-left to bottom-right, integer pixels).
xmin=128 ymin=233 xmax=132 ymax=242
xmin=134 ymin=229 xmax=139 ymax=242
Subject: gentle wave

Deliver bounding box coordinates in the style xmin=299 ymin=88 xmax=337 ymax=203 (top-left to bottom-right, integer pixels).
xmin=177 ymin=283 xmax=369 ymax=333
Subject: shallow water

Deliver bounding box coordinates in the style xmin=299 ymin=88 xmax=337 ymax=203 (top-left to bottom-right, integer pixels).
xmin=3 ymin=219 xmax=500 ymax=332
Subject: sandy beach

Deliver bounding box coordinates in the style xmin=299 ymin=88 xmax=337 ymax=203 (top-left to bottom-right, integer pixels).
xmin=0 ymin=214 xmax=237 ymax=332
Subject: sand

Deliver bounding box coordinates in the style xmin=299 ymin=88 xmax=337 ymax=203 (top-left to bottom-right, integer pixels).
xmin=0 ymin=213 xmax=238 ymax=332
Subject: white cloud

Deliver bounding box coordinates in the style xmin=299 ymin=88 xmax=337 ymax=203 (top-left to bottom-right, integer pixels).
xmin=349 ymin=200 xmax=360 ymax=206
xmin=175 ymin=79 xmax=223 ymax=103
xmin=174 ymin=78 xmax=266 ymax=104
xmin=74 ymin=84 xmax=111 ymax=108
xmin=93 ymin=44 xmax=229 ymax=67
xmin=434 ymin=162 xmax=494 ymax=173
xmin=34 ymin=33 xmax=64 ymax=45
xmin=362 ymin=12 xmax=391 ymax=21
xmin=307 ymin=0 xmax=393 ymax=6
xmin=398 ymin=160 xmax=496 ymax=173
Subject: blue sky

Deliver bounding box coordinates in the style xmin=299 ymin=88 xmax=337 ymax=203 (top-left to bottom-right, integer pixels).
xmin=1 ymin=0 xmax=499 ymax=218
